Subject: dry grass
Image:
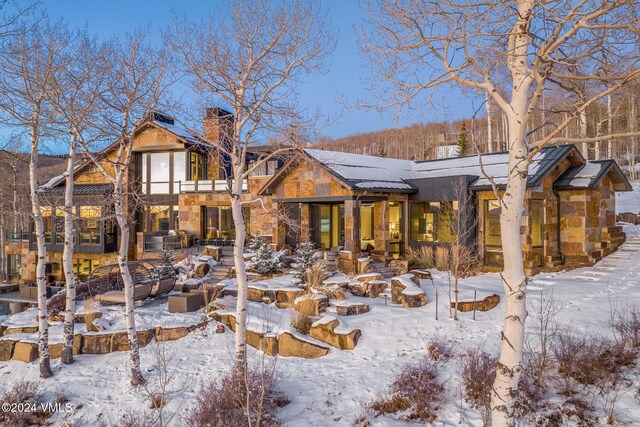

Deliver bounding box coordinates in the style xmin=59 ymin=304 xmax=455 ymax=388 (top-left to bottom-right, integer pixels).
xmin=407 ymin=246 xmax=434 ymax=269
xmin=305 ymin=262 xmax=329 ymax=288
xmin=459 ymin=347 xmax=497 ymax=426
xmin=426 ymin=338 xmax=455 ymax=362
xmin=290 ymin=313 xmax=314 ymax=335
xmin=435 ymin=247 xmax=450 ymax=271
xmin=0 ymin=381 xmax=51 ymax=427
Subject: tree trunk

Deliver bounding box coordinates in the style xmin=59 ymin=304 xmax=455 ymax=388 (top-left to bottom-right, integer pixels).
xmin=630 ymin=95 xmax=637 ymax=181
xmin=607 ymin=93 xmax=613 ymax=158
xmin=61 ymin=135 xmax=77 ymax=364
xmin=491 ymin=2 xmax=533 ymax=424
xmin=579 ymin=109 xmax=588 ymax=159
xmin=486 ymin=90 xmax=493 ymax=153
xmin=0 ymin=215 xmax=6 ymax=282
xmin=114 ymin=172 xmax=145 ymax=385
xmin=29 ymin=119 xmax=53 ymax=379
xmin=231 ymin=163 xmax=248 ymax=371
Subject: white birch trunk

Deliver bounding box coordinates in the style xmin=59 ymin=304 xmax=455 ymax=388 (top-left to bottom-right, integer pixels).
xmin=29 ymin=115 xmax=53 ymax=378
xmin=607 ymin=93 xmax=613 ymax=158
xmin=114 ymin=166 xmax=145 ymax=385
xmin=232 ymin=160 xmax=248 ymax=369
xmin=579 ymin=110 xmax=588 ymax=159
xmin=486 ymin=90 xmax=493 ymax=153
xmin=61 ymin=135 xmax=77 ymax=364
xmin=0 ymin=215 xmax=6 ymax=281
xmin=630 ymin=95 xmax=636 ymax=181
xmin=491 ymin=2 xmax=533 ymax=424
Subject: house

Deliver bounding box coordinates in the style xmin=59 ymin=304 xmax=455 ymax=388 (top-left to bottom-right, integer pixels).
xmin=5 ymin=109 xmax=632 ymax=282
xmin=260 ymin=144 xmax=631 ymax=276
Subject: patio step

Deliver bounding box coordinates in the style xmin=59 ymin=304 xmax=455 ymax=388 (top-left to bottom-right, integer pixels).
xmin=369 ymin=262 xmax=395 ymax=278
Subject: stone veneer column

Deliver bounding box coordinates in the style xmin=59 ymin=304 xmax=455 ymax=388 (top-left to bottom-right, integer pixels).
xmin=343 ymin=199 xmax=359 ymax=253
xmin=373 ymin=201 xmax=390 ymax=256
xmin=300 ymin=204 xmax=311 ymax=243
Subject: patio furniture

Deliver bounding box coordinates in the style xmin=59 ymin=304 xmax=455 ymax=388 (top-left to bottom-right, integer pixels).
xmin=168 ymin=293 xmax=201 ymax=313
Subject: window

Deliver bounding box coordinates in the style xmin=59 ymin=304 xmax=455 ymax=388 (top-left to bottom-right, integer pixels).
xmin=531 ymin=200 xmax=544 ymax=267
xmin=7 ymin=254 xmax=21 ymax=280
xmin=150 ymin=152 xmax=171 ymax=194
xmin=72 ymin=258 xmax=99 ymax=280
xmin=189 ymin=152 xmax=206 ymax=181
xmin=173 ymin=151 xmax=186 ymax=193
xmin=310 ymin=203 xmax=345 ymax=250
xmin=484 ymin=200 xmax=503 ymax=266
xmin=173 ymin=206 xmax=180 ymax=230
xmin=78 ymin=206 xmax=101 ymax=245
xmin=148 ymin=206 xmax=171 ymax=232
xmin=409 ymin=201 xmax=458 ymax=243
xmin=201 ymin=206 xmax=249 ymax=240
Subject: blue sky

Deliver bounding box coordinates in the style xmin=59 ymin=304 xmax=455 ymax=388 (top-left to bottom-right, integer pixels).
xmin=39 ymin=0 xmax=476 ymax=141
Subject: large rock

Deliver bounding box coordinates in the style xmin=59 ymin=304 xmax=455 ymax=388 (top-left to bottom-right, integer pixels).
xmin=409 ymin=269 xmax=433 ymax=280
xmin=0 ymin=339 xmax=18 ymax=361
xmin=364 ymin=280 xmax=388 ymax=298
xmin=452 ymin=294 xmax=500 ymax=312
xmin=356 ymin=273 xmax=384 ymax=282
xmin=390 ymin=276 xmax=427 ymax=308
xmin=202 ymin=246 xmax=222 ymax=261
xmin=294 ymin=294 xmax=329 ymax=316
xmin=48 ymin=335 xmax=82 ymax=359
xmin=194 ymin=263 xmax=211 ymax=279
xmin=4 ymin=325 xmax=39 ymax=335
xmin=81 ymin=334 xmax=112 ymax=354
xmin=277 ymin=332 xmax=329 ymax=358
xmin=111 ymin=329 xmax=155 ymax=352
xmin=310 ymin=316 xmax=360 ymax=350
xmin=388 ymin=260 xmax=409 ymax=275
xmin=347 ymin=281 xmax=366 ymax=297
xmin=333 ymin=302 xmax=370 ymax=316
xmin=12 ymin=341 xmax=38 ymax=362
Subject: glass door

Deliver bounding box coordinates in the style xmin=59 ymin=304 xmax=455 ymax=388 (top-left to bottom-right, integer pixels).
xmin=388 ymin=202 xmax=404 ymax=257
xmin=484 ymin=200 xmax=503 ymax=266
xmin=531 ymin=200 xmax=544 ymax=267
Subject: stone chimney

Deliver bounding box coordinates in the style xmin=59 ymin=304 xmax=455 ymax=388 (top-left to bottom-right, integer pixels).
xmin=203 ymin=107 xmax=234 ymax=142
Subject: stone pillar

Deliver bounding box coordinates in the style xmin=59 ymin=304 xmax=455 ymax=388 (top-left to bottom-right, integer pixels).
xmin=373 ymin=201 xmax=390 ymax=256
xmin=300 ymin=204 xmax=311 ymax=243
xmin=344 ymin=199 xmax=359 ymax=253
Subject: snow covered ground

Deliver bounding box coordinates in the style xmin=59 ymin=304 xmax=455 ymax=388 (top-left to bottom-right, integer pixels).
xmin=0 ymin=193 xmax=639 ymax=426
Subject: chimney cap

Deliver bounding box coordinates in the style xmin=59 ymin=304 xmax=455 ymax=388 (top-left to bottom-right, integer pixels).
xmin=206 ymin=107 xmax=234 ymax=119
xmin=143 ymin=111 xmax=175 ymax=125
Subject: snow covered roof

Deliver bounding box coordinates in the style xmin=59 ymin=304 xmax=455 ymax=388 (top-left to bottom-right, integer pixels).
xmin=303 ymin=149 xmax=416 ymax=192
xmin=293 ymin=145 xmax=582 ymax=193
xmin=554 ymin=160 xmax=632 ymax=191
xmin=41 ymin=183 xmax=112 ymax=196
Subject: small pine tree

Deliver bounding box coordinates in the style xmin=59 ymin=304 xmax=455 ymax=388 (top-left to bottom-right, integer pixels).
xmin=457 ymin=122 xmax=469 ymax=156
xmin=155 ymin=250 xmax=177 ymax=280
xmin=250 ymin=236 xmax=284 ymax=275
xmin=291 ymin=241 xmax=318 ymax=286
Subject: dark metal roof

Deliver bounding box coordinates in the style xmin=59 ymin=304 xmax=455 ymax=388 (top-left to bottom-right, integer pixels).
xmin=554 ymin=160 xmax=632 ymax=191
xmin=42 ymin=183 xmax=112 ymax=196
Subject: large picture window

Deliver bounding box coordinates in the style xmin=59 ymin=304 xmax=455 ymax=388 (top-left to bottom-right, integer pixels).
xmin=484 ymin=200 xmax=502 ymax=266
xmin=410 ymin=201 xmax=458 ymax=243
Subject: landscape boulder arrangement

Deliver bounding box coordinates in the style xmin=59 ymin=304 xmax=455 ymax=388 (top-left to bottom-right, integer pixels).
xmin=390 ymin=274 xmax=427 ymax=308
xmin=451 ymin=294 xmax=500 ymax=312
xmin=330 ymin=300 xmax=370 ymax=316
xmin=309 ymin=316 xmax=361 ymax=350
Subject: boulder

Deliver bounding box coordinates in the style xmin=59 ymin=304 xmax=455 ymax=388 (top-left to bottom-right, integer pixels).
xmin=155 ymin=326 xmax=191 ymax=342
xmin=4 ymin=325 xmax=39 ymax=335
xmin=409 ymin=269 xmax=433 ymax=280
xmin=48 ymin=335 xmax=82 ymax=359
xmin=202 ymin=246 xmax=222 ymax=261
xmin=452 ymin=294 xmax=500 ymax=312
xmin=294 ymin=294 xmax=329 ymax=316
xmin=247 ymin=287 xmax=266 ymax=302
xmin=0 ymin=339 xmax=18 ymax=361
xmin=81 ymin=334 xmax=112 ymax=354
xmin=277 ymin=332 xmax=329 ymax=358
xmin=310 ymin=316 xmax=361 ymax=350
xmin=356 ymin=273 xmax=384 ymax=282
xmin=194 ymin=263 xmax=211 ymax=279
xmin=333 ymin=302 xmax=370 ymax=316
xmin=388 ymin=260 xmax=409 ymax=275
xmin=347 ymin=281 xmax=366 ymax=297
xmin=12 ymin=341 xmax=38 ymax=362
xmin=364 ymin=280 xmax=388 ymax=298
xmin=390 ymin=276 xmax=427 ymax=308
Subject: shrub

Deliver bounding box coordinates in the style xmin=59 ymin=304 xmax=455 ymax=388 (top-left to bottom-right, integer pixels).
xmin=435 ymin=247 xmax=449 ymax=271
xmin=459 ymin=348 xmax=497 ymax=426
xmin=187 ymin=365 xmax=288 ymax=427
xmin=0 ymin=381 xmax=51 ymax=427
xmin=250 ymin=236 xmax=285 ymax=275
xmin=613 ymin=307 xmax=640 ymax=348
xmin=290 ymin=313 xmax=313 ymax=335
xmin=371 ymin=357 xmax=444 ymax=422
xmin=407 ymin=246 xmax=434 ymax=269
xmin=426 ymin=339 xmax=455 ymax=362
xmin=291 ymin=242 xmax=318 ymax=286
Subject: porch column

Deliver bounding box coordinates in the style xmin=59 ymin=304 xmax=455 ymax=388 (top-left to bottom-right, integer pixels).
xmin=272 ymin=203 xmax=286 ymax=249
xmin=373 ymin=200 xmax=390 ymax=256
xmin=300 ymin=204 xmax=311 ymax=243
xmin=344 ymin=199 xmax=359 ymax=253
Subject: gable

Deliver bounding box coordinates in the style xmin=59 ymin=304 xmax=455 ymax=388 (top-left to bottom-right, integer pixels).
xmin=270 ymin=159 xmax=354 ymax=200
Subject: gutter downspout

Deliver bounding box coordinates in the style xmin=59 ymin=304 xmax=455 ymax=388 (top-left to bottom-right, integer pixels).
xmin=553 ymin=188 xmax=565 ymax=265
